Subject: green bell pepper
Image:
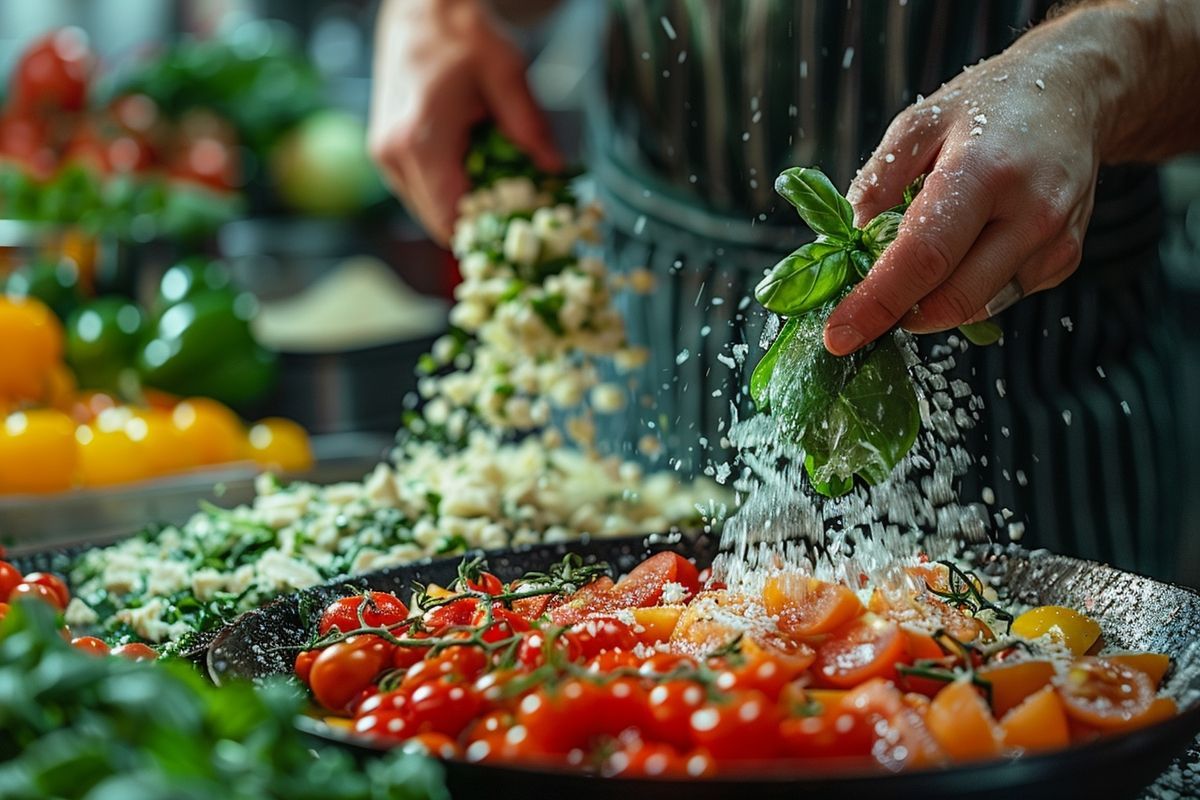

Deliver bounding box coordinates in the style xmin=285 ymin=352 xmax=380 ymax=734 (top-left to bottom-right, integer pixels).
xmin=4 ymin=258 xmax=83 ymax=321
xmin=155 ymin=256 xmax=234 ymax=311
xmin=65 ymin=297 xmax=146 ymax=393
xmin=136 ymin=288 xmax=277 ymax=407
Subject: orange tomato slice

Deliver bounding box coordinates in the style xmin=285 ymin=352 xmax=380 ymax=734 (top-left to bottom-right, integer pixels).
xmin=999 ymin=685 xmax=1070 ymax=753
xmin=977 ymin=659 xmax=1056 ymax=717
xmin=1103 ymin=652 xmax=1171 ymax=687
xmin=1056 ymin=657 xmax=1156 ymax=731
xmin=813 ymin=616 xmax=906 ymax=689
xmin=926 ymin=678 xmax=1003 ymax=761
xmin=763 ymin=575 xmax=865 ymax=638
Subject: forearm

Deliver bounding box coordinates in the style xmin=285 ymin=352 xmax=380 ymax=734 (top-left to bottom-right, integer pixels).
xmin=1026 ymin=0 xmax=1200 ymax=163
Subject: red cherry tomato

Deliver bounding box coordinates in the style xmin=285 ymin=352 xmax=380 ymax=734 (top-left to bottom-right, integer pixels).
xmin=462 ymin=571 xmax=504 ymax=596
xmin=10 ymin=28 xmax=92 ymax=114
xmin=402 ymin=731 xmax=463 ymax=759
xmin=392 ymin=633 xmax=432 ymax=670
xmin=71 ymin=636 xmax=110 ymax=656
xmin=10 ymin=581 xmax=65 ymax=610
xmin=471 ymin=604 xmax=531 ymax=643
xmin=688 ymin=690 xmax=783 ymax=761
xmin=423 ymin=597 xmax=481 ymax=631
xmin=516 ymin=629 xmax=582 ymax=669
xmin=585 ymin=649 xmax=642 ymax=673
xmin=21 ymin=572 xmax=70 ymax=608
xmin=603 ymin=740 xmax=691 ymax=778
xmin=610 ymin=552 xmax=701 ymax=608
xmin=779 ymin=707 xmax=876 ymax=760
xmin=402 ymin=645 xmax=489 ymax=687
xmin=111 ymin=642 xmax=158 ymax=661
xmin=317 ymin=592 xmax=409 ymax=636
xmin=0 ymin=562 xmax=23 ymax=601
xmin=354 ymin=710 xmax=416 ymax=741
xmin=294 ymin=649 xmax=319 ymax=683
xmin=405 ymin=678 xmax=486 ymax=737
xmin=647 ymin=679 xmax=707 ymax=749
xmin=308 ymin=635 xmax=394 ymax=712
xmin=564 ymin=617 xmax=639 ymax=660
xmin=812 ymin=617 xmax=906 ymax=689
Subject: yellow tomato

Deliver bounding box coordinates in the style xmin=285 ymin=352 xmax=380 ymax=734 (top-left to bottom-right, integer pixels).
xmin=1011 ymin=605 xmax=1101 ymax=656
xmin=75 ymin=423 xmax=151 ymax=487
xmin=0 ymin=297 xmax=64 ymax=404
xmin=172 ymin=398 xmax=244 ymax=465
xmin=128 ymin=409 xmax=199 ymax=475
xmin=245 ymin=417 xmax=313 ymax=472
xmin=0 ymin=410 xmax=77 ymax=494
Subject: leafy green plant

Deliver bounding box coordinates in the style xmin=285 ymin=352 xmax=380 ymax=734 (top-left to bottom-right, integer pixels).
xmin=0 ymin=601 xmax=448 ymax=800
xmin=751 ymin=168 xmax=1001 ymax=496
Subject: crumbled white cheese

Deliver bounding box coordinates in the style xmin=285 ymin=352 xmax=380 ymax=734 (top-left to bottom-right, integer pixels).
xmin=661 ymin=581 xmax=690 ymax=604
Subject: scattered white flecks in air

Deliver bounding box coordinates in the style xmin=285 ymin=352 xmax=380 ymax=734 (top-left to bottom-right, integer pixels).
xmin=641 ymin=51 xmax=650 ymax=61
xmin=973 ymin=114 xmax=987 ymax=124
xmin=730 ymin=343 xmax=749 ymax=363
xmin=742 ymin=132 xmax=750 ymax=142
xmin=662 ymin=70 xmax=671 ymax=78
xmin=915 ymin=93 xmax=925 ymax=104
xmin=633 ymin=215 xmax=646 ymax=235
xmin=678 ymin=51 xmax=687 ymax=64
xmin=1120 ymin=400 xmax=1132 ymax=415
xmin=842 ymin=47 xmax=855 ymax=69
xmin=700 ymin=325 xmax=711 ymax=337
xmin=752 ymin=110 xmax=762 ymax=124
xmin=1062 ymin=410 xmax=1072 ymax=426
xmin=1016 ymin=470 xmax=1028 ymax=486
xmin=1096 ymin=365 xmax=1106 ymax=378
xmin=969 ymin=126 xmax=983 ymax=136
xmin=737 ymin=296 xmax=751 ymax=311
xmin=714 ymin=462 xmax=732 ymax=484
xmin=1001 ymin=425 xmax=1010 ymax=438
xmin=712 ymin=297 xmax=724 ymax=306
xmin=982 ymin=486 xmax=995 ymax=505
xmin=1001 ymin=507 xmax=1013 ymax=519
xmin=1035 ymin=78 xmax=1046 ymax=90
xmin=660 ymin=16 xmax=677 ymax=39
xmin=968 ymin=106 xmax=980 ymax=115
xmin=711 ymin=389 xmax=723 ymax=398
xmin=716 ymin=353 xmax=737 ymax=369
xmin=1060 ymin=316 xmax=1074 ymax=332
xmin=995 ymin=378 xmax=1006 ymax=398
xmin=788 ymin=104 xmax=798 ymax=118
xmin=884 ymin=153 xmax=895 ymax=163
xmin=689 ymin=174 xmax=698 ymax=184
xmin=799 ymin=60 xmax=808 ymax=79
xmin=1008 ymin=522 xmax=1025 ymax=541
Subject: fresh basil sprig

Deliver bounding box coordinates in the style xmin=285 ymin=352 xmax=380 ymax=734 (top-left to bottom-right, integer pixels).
xmin=751 ymin=168 xmax=1002 ymax=496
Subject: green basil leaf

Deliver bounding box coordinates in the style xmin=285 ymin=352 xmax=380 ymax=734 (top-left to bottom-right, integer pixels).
xmin=774 ymin=168 xmax=855 ymax=241
xmin=754 ymin=243 xmax=849 ymax=316
xmin=957 ymin=320 xmax=1003 ymax=346
xmin=862 ymin=211 xmax=903 ymax=260
xmin=902 ymin=175 xmax=926 ymax=206
xmin=849 ymin=249 xmax=874 ymax=280
xmin=768 ymin=303 xmax=920 ymax=496
xmin=750 ymin=317 xmax=800 ymax=412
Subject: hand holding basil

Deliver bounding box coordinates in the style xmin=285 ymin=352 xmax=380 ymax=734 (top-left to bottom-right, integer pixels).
xmin=751 ymin=167 xmax=1001 ymax=497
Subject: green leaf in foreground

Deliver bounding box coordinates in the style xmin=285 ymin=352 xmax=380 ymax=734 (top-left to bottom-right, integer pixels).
xmin=767 ymin=301 xmax=920 ymax=497
xmin=754 ymin=242 xmax=849 ymax=316
xmin=0 ymin=601 xmax=448 ymax=800
xmin=774 ymin=167 xmax=856 ymax=241
xmin=750 ymin=317 xmax=800 ymax=412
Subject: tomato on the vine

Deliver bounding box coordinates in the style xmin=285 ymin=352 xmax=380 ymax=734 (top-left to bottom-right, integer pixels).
xmin=471 ymin=604 xmax=532 ymax=644
xmin=0 ymin=562 xmax=22 ymax=601
xmin=564 ymin=617 xmax=638 ymax=660
xmin=405 ymin=678 xmax=486 ymax=737
xmin=10 ymin=581 xmax=65 ymax=610
xmin=402 ymin=644 xmax=489 ymax=687
xmin=318 ymin=592 xmax=409 ymax=636
xmin=688 ymin=690 xmax=783 ymax=760
xmin=516 ymin=629 xmax=581 ymax=669
xmin=111 ymin=642 xmax=157 ymax=661
xmin=308 ymin=635 xmax=394 ymax=712
xmin=646 ymin=679 xmax=707 ymax=749
xmin=20 ymin=572 xmax=69 ymax=608
xmin=294 ymin=649 xmax=319 ymax=683
xmin=70 ymin=636 xmax=110 ymax=656
xmin=423 ymin=597 xmax=481 ymax=631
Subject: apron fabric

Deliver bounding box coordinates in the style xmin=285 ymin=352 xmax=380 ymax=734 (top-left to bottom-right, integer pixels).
xmin=584 ymin=0 xmax=1191 ymax=582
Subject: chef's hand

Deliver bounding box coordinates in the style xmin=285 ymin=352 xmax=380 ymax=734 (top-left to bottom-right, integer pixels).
xmin=824 ymin=0 xmax=1200 ymax=356
xmin=369 ymin=0 xmax=562 ymax=245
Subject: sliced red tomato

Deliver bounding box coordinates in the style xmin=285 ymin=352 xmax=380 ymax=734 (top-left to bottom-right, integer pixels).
xmin=564 ymin=617 xmax=639 ymax=660
xmin=813 ymin=616 xmax=906 ymax=689
xmin=423 ymin=597 xmax=481 ymax=631
xmin=471 ymin=604 xmax=531 ymax=643
xmin=609 ymin=553 xmax=701 ymax=608
xmin=462 ymin=571 xmax=504 ymax=595
xmin=318 ymin=591 xmax=408 ymax=635
xmin=547 ymin=576 xmax=616 ymax=626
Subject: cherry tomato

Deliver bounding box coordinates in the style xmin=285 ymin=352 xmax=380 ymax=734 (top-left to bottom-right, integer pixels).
xmin=585 ymin=649 xmax=642 ymax=673
xmin=354 ymin=710 xmax=416 ymax=740
xmin=548 ymin=576 xmax=616 ymax=626
xmin=71 ymin=636 xmax=110 ymax=656
xmin=689 ymin=689 xmax=783 ymax=760
xmin=471 ymin=604 xmax=531 ymax=644
xmin=0 ymin=562 xmax=23 ymax=601
xmin=405 ymin=678 xmax=486 ymax=737
xmin=21 ymin=572 xmax=69 ymax=608
xmin=516 ymin=629 xmax=582 ymax=669
xmin=308 ymin=635 xmax=394 ymax=712
xmin=461 ymin=571 xmax=504 ymax=596
xmin=10 ymin=581 xmax=65 ymax=610
xmin=713 ymin=640 xmax=816 ymax=700
xmin=0 ymin=410 xmax=76 ymax=494
xmin=10 ymin=28 xmax=92 ymax=114
xmin=564 ymin=617 xmax=639 ymax=660
xmin=294 ymin=649 xmax=319 ymax=683
xmin=610 ymin=552 xmax=701 ymax=608
xmin=603 ymin=739 xmax=690 ymax=778
xmin=517 ymin=678 xmax=609 ymax=755
xmin=171 ymin=398 xmax=244 ymax=465
xmin=245 ymin=417 xmax=313 ymax=472
xmin=111 ymin=642 xmax=158 ymax=661
xmin=812 ymin=616 xmax=906 ymax=689
xmin=392 ymin=634 xmax=432 ymax=670
xmin=1056 ymin=657 xmax=1156 ymax=730
xmin=647 ymin=679 xmax=707 ymax=749
xmin=778 ymin=707 xmax=876 ymax=760
xmin=423 ymin=597 xmax=480 ymax=631
xmin=403 ymin=645 xmax=489 ymax=687
xmin=318 ymin=592 xmax=409 ymax=636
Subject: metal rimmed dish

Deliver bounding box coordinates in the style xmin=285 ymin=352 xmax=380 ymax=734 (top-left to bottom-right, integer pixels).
xmin=206 ymin=533 xmax=1200 ymax=800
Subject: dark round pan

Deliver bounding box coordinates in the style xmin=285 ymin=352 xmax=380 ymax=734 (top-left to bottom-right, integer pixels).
xmin=207 ymin=533 xmax=1200 ymax=800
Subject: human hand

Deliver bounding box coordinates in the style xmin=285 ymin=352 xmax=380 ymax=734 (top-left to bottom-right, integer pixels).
xmin=823 ymin=23 xmax=1104 ymax=356
xmin=369 ymin=0 xmax=562 ymax=245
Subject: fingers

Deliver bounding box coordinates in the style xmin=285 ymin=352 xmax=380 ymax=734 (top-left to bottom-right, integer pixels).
xmin=847 ymin=107 xmax=943 ymax=225
xmin=957 ymin=233 xmax=1084 ymax=325
xmin=824 ymin=165 xmax=993 ymax=355
xmin=478 ymin=52 xmax=563 ymax=172
xmin=402 ymin=123 xmax=474 ymax=245
xmin=900 ymin=218 xmax=1039 ymax=333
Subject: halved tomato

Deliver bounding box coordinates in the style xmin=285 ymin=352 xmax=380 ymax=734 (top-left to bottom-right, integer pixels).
xmin=763 ymin=575 xmax=864 ymax=637
xmin=812 ymin=616 xmax=906 ymax=689
xmin=1055 ymin=657 xmax=1157 ymax=731
xmin=609 ymin=552 xmax=701 ymax=608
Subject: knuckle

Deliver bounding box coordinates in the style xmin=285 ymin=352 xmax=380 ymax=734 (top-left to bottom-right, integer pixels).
xmin=921 ymin=281 xmax=978 ymax=327
xmin=902 ymin=233 xmax=955 ymax=287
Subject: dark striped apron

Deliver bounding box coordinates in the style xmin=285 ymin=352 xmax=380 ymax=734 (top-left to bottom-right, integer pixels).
xmin=585 ymin=0 xmax=1193 ymax=584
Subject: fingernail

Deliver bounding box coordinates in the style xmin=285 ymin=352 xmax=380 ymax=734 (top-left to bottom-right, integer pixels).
xmin=825 ymin=324 xmax=865 ymax=355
